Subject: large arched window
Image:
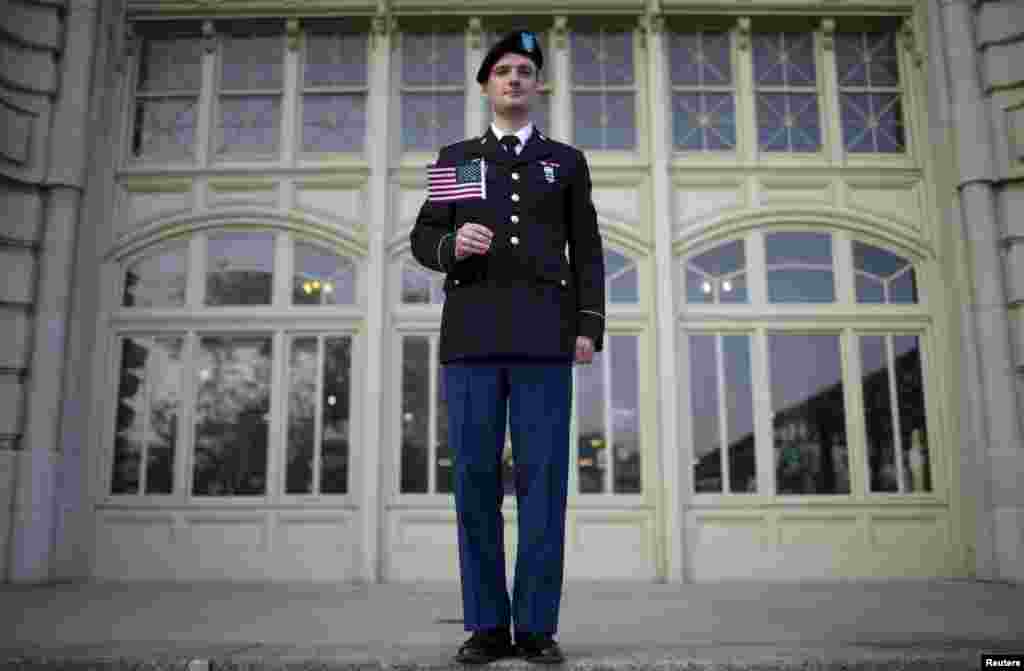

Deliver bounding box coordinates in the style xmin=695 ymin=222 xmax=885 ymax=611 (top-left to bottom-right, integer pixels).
xmin=682 ymin=228 xmax=931 ymax=497
xmin=110 ymin=228 xmax=361 ymax=500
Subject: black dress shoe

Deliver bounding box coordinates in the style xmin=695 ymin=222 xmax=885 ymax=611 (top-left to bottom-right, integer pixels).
xmin=515 ymin=633 xmax=566 ymax=664
xmin=455 ymin=628 xmax=515 ymax=664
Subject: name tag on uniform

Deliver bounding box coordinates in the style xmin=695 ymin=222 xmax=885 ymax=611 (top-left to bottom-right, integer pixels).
xmin=540 ymin=160 xmax=560 ymax=184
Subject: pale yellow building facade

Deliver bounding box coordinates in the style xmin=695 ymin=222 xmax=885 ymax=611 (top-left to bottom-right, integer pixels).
xmin=1 ymin=0 xmax=1021 ymax=585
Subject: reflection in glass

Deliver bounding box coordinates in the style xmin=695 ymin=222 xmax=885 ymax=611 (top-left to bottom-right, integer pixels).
xmin=321 ymin=337 xmax=351 ymax=494
xmin=437 ymin=366 xmax=453 ymax=494
xmin=756 ymin=92 xmax=821 ymax=152
xmin=689 ymin=334 xmax=721 ymax=493
xmin=123 ymin=246 xmax=187 ymax=308
xmin=854 ymin=241 xmax=917 ymax=304
xmin=894 ymin=335 xmax=930 ymax=492
xmin=193 ymin=335 xmax=272 ymax=496
xmin=401 ymin=337 xmax=430 ymax=493
xmin=753 ymin=33 xmax=816 ymax=86
xmin=837 ymin=32 xmax=904 ymax=154
xmin=286 ymin=337 xmax=318 ymax=494
xmin=146 ymin=336 xmax=183 ymax=495
xmin=860 ymin=335 xmax=897 ymax=492
xmin=206 ymin=232 xmax=274 ymax=306
xmin=401 ymin=261 xmax=445 ymax=304
xmin=302 ymin=94 xmax=366 ymax=153
xmin=611 ymin=335 xmax=641 ymax=493
xmin=669 ymin=31 xmax=732 ymax=86
xmin=402 ymin=92 xmax=465 ymax=152
xmin=132 ymin=99 xmax=196 ymax=160
xmin=673 ymin=92 xmax=736 ymax=151
xmin=841 ymin=93 xmax=904 ymax=153
xmin=769 ymin=333 xmax=849 ymax=494
xmin=112 ymin=336 xmax=183 ymax=496
xmin=216 ymin=96 xmax=281 ymax=155
xmin=293 ymin=242 xmax=356 ymax=306
xmin=576 ymin=347 xmax=606 ymax=493
xmin=687 ymin=239 xmax=747 ymax=304
xmin=766 ymin=232 xmax=834 ymax=303
xmin=606 ymin=249 xmax=639 ymax=303
xmin=221 ymin=28 xmax=283 ymax=90
xmin=304 ymin=30 xmax=368 ymax=87
xmin=723 ymin=335 xmax=756 ymax=493
xmin=138 ymin=35 xmax=202 ymax=92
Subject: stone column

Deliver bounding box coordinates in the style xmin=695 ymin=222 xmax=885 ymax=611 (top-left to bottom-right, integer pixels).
xmin=935 ymin=0 xmax=1024 ymax=582
xmin=8 ymin=0 xmax=101 ymax=583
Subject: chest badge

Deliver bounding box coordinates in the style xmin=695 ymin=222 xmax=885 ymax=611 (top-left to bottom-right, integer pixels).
xmin=540 ymin=160 xmax=560 ymax=184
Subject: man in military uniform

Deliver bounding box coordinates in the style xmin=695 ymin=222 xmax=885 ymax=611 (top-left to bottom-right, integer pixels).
xmin=409 ymin=29 xmax=605 ymax=665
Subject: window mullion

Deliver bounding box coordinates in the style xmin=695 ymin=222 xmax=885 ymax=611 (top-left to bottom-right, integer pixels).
xmin=848 ymin=329 xmax=869 ymax=498
xmin=282 ymin=32 xmax=299 ymax=166
xmin=196 ymin=24 xmax=217 ymax=168
xmin=138 ymin=337 xmax=153 ymax=495
xmin=817 ymin=23 xmax=842 ymax=164
xmin=733 ymin=19 xmax=755 ymax=162
xmin=428 ymin=334 xmax=439 ymax=494
xmin=313 ymin=336 xmax=325 ymax=495
xmin=886 ymin=334 xmax=906 ymax=493
xmin=715 ymin=333 xmax=730 ymax=492
xmin=182 ymin=331 xmax=197 ymax=502
xmin=270 ymin=331 xmax=286 ymax=503
xmin=603 ymin=334 xmax=614 ymax=494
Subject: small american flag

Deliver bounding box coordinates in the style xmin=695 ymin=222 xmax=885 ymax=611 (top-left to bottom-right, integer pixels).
xmin=427 ymin=158 xmax=486 ymax=202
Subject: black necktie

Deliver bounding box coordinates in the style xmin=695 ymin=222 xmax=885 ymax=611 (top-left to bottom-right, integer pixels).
xmin=500 ymin=135 xmax=520 ymax=154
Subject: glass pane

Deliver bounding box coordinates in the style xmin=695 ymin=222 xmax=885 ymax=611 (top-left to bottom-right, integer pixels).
xmin=321 ymin=336 xmax=351 ymax=494
xmin=401 ymin=337 xmax=430 ymax=493
xmin=860 ymin=335 xmax=897 ymax=492
xmin=836 ymin=33 xmax=866 ymax=86
xmin=874 ymin=94 xmax=905 ymax=153
xmin=757 ymin=93 xmax=820 ymax=152
xmin=783 ymin=33 xmax=816 ymax=86
xmin=856 ymin=274 xmax=885 ymax=303
xmin=576 ymin=348 xmax=606 ymax=493
xmin=402 ymin=92 xmax=465 ymax=153
xmin=766 ymin=232 xmax=834 ymax=303
xmin=866 ymin=33 xmax=900 ymax=86
xmin=293 ymin=242 xmax=356 ymax=306
xmin=533 ymin=92 xmax=552 ymax=140
xmin=894 ymin=335 xmax=930 ymax=492
xmin=769 ymin=333 xmax=849 ymax=495
xmin=605 ymin=93 xmax=636 ymax=150
xmin=304 ymin=31 xmax=368 ymax=87
xmin=401 ymin=261 xmax=445 ymax=304
xmin=688 ymin=239 xmax=747 ymax=304
xmin=572 ymin=92 xmax=603 ymax=149
xmin=604 ymin=30 xmax=634 ymax=85
xmin=673 ymin=93 xmax=704 ymax=151
xmin=854 ymin=240 xmax=905 ymax=277
xmin=138 ymin=36 xmax=202 ymax=92
xmin=112 ymin=337 xmax=148 ymax=494
xmin=221 ymin=30 xmax=283 ymax=90
xmin=402 ymin=33 xmax=433 ymax=85
xmin=571 ymin=31 xmax=602 ymax=86
xmin=436 ymin=364 xmax=453 ymax=494
xmin=753 ymin=33 xmax=784 ymax=86
xmin=766 ymin=231 xmax=831 ymax=266
xmin=891 ymin=268 xmax=918 ymax=304
xmin=611 ymin=335 xmax=640 ymax=493
xmin=145 ymin=336 xmax=183 ymax=495
xmin=689 ymin=334 xmax=720 ymax=493
xmin=286 ymin=337 xmax=318 ymax=495
xmin=302 ymin=94 xmax=366 ymax=153
xmin=436 ymin=32 xmax=466 ymax=87
xmin=216 ymin=96 xmax=280 ymax=156
xmin=767 ymin=269 xmax=835 ymax=303
xmin=610 ymin=267 xmax=639 ymax=303
xmin=132 ymin=98 xmax=196 ymax=160
xmin=723 ymin=335 xmax=756 ymax=493
xmin=123 ymin=246 xmax=187 ymax=308
xmin=193 ymin=335 xmax=272 ymax=496
xmin=669 ymin=32 xmax=731 ymax=86
xmin=206 ymin=232 xmax=274 ymax=306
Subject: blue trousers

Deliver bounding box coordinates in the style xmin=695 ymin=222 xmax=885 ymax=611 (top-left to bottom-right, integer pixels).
xmin=443 ymin=361 xmax=572 ymax=635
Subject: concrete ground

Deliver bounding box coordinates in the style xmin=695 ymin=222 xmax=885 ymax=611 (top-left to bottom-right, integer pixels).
xmin=1 ymin=578 xmax=1021 ymax=670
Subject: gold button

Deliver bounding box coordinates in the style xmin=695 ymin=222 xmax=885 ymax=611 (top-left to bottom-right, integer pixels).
xmin=511 ymin=193 xmax=520 ymax=202
xmin=512 ymin=172 xmax=520 ymax=180
xmin=510 ymin=215 xmax=519 ymax=223
xmin=560 ymin=279 xmax=567 ymax=287
xmin=510 ymin=236 xmax=520 ymax=245
xmin=454 ymin=279 xmax=460 ymax=285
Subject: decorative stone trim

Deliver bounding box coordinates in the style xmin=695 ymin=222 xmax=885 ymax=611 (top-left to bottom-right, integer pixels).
xmin=467 ymin=17 xmax=482 ymax=50
xmin=821 ymin=18 xmax=835 ymax=51
xmin=286 ymin=17 xmax=301 ymax=51
xmin=553 ymin=16 xmax=568 ymax=51
xmin=737 ymin=17 xmax=751 ymax=51
xmin=202 ymin=19 xmax=216 ymax=54
xmin=900 ymin=17 xmax=923 ymax=67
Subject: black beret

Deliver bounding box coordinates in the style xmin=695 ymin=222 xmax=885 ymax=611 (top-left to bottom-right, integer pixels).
xmin=476 ymin=30 xmax=543 ymax=84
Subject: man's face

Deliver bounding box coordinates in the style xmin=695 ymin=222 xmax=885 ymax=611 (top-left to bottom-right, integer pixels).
xmin=482 ymin=52 xmax=539 ymax=114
